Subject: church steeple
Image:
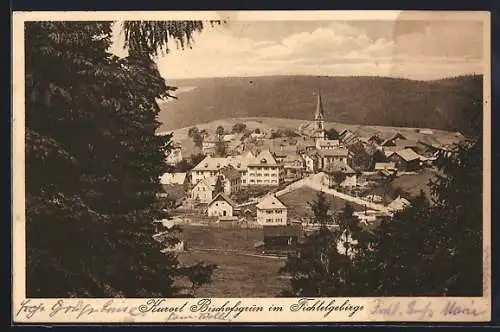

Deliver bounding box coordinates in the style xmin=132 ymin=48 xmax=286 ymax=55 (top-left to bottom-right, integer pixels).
xmin=314 ymin=90 xmax=325 ymax=121
xmin=313 ymin=90 xmax=325 ymax=138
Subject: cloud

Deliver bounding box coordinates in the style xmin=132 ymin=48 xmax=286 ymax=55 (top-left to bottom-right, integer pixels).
xmin=109 ymin=20 xmax=484 ymax=80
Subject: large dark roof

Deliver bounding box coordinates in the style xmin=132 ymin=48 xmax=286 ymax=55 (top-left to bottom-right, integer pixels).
xmin=263 ymin=225 xmax=302 ymax=237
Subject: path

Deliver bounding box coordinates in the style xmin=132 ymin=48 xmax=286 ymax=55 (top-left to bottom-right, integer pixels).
xmin=234 ymin=172 xmax=392 ymax=213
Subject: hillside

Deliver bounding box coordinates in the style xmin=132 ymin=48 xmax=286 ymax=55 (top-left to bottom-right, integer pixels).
xmin=157 ymin=75 xmax=482 ymax=135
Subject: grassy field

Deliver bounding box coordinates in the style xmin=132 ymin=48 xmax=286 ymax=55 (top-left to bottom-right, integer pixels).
xmin=279 ymin=187 xmax=366 ymax=221
xmin=176 ymin=225 xmax=289 ymax=297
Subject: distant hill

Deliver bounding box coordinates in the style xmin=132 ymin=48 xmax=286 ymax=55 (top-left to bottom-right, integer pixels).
xmin=158 ymin=75 xmax=483 ymax=136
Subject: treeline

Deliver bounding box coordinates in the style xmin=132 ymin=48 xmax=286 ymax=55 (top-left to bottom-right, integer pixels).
xmin=160 ymin=75 xmax=483 ymax=136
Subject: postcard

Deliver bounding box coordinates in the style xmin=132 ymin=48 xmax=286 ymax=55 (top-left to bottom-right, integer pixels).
xmin=11 ymin=10 xmax=491 ymax=323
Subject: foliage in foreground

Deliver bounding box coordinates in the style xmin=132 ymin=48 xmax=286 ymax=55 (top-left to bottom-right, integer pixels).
xmin=281 ymin=133 xmax=483 ymax=296
xmin=25 ymin=21 xmax=217 ymax=297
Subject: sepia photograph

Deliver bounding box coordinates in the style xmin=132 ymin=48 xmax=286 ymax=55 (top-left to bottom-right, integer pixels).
xmin=12 ymin=10 xmax=491 ymax=323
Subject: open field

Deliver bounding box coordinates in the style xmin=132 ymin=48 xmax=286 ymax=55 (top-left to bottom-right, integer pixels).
xmin=279 ymin=187 xmax=366 ymax=221
xmin=175 ymin=225 xmax=289 ymax=297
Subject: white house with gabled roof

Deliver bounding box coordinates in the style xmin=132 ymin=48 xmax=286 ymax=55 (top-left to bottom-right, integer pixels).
xmin=206 ymin=192 xmax=236 ymax=217
xmin=256 ymin=195 xmax=288 ymax=226
xmin=247 ymin=149 xmax=284 ymax=186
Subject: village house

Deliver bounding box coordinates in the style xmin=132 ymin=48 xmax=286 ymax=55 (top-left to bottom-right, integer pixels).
xmin=250 ymin=132 xmax=265 ymax=140
xmin=374 ymin=162 xmax=397 ymax=172
xmin=190 ymin=177 xmax=216 ymax=204
xmin=269 ymin=144 xmax=297 ymax=163
xmin=256 ymin=195 xmax=288 ymax=226
xmin=191 ymin=156 xmax=230 ymax=185
xmin=315 ymin=138 xmax=340 ymax=150
xmin=218 ymin=165 xmax=242 ymax=195
xmin=339 ymin=129 xmax=359 ymax=146
xmin=301 ymin=151 xmax=321 ymax=173
xmin=388 ymin=196 xmax=412 ymax=212
xmin=325 ymin=162 xmax=358 ymax=187
xmin=262 ymin=224 xmax=302 ymax=249
xmin=165 ymin=143 xmax=183 ymax=165
xmin=206 ymin=192 xmax=237 ymax=218
xmin=380 ymin=133 xmax=407 ymax=147
xmin=367 ymin=134 xmax=384 ymax=146
xmin=227 ymin=150 xmax=255 ymax=186
xmin=159 ymin=172 xmax=188 ymax=186
xmin=319 ymin=148 xmax=351 ymax=170
xmin=201 ymin=134 xmax=219 ymax=155
xmin=296 ymin=138 xmax=317 ymax=152
xmin=247 ymin=149 xmax=284 ymax=186
xmin=282 ymin=152 xmax=305 ymax=181
xmin=388 ymin=148 xmax=422 ymax=172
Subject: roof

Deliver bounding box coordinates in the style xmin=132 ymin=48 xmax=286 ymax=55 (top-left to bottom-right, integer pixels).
xmin=192 ymin=177 xmax=216 ymax=190
xmin=221 ymin=165 xmax=241 ymax=180
xmin=316 ymin=139 xmax=340 ymax=147
xmin=374 ymin=162 xmax=396 ymax=170
xmin=208 ymin=192 xmax=236 ymax=208
xmin=314 ymin=91 xmax=325 ymax=121
xmin=325 ymin=161 xmax=355 ymax=174
xmin=159 ymin=172 xmax=187 ymax=185
xmin=283 ymin=152 xmax=304 ymax=163
xmin=256 ymin=195 xmax=287 ymax=210
xmin=270 ymin=145 xmax=297 ymax=157
xmin=297 ymin=139 xmax=316 ymax=148
xmin=318 ymin=148 xmax=349 ymax=157
xmin=192 ymin=156 xmax=229 ymax=171
xmin=227 ymin=151 xmax=255 ymax=170
xmin=381 ymin=133 xmax=407 ymax=146
xmin=368 ymin=134 xmax=384 ymax=144
xmin=388 ymin=196 xmax=412 ymax=211
xmin=249 ymin=149 xmax=278 ymax=166
xmin=263 ymin=225 xmax=302 ymax=237
xmin=394 ymin=139 xmax=418 ymax=148
xmin=394 ymin=148 xmax=421 ymax=162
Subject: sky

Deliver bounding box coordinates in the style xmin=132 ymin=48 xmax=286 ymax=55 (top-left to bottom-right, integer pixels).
xmin=110 ymin=19 xmax=484 ymax=81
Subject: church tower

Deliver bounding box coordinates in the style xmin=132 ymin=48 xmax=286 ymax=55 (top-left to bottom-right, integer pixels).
xmin=312 ymin=90 xmax=326 ymax=140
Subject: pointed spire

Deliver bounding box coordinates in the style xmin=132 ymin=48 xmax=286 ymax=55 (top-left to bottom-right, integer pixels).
xmin=314 ymin=90 xmax=325 ymax=121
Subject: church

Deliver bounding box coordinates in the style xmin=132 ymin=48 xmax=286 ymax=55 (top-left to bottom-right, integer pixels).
xmin=311 ymin=91 xmax=326 ymax=141
xmin=297 ymin=90 xmax=328 ymax=142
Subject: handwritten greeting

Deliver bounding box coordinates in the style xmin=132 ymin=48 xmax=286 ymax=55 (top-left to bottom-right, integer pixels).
xmin=14 ymin=297 xmax=489 ymax=322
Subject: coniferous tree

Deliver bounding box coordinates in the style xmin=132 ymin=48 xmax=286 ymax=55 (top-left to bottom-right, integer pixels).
xmin=280 ymin=192 xmax=352 ymax=296
xmin=214 ymin=175 xmax=224 ymax=195
xmin=353 ymin=134 xmax=482 ymax=296
xmin=26 ymin=21 xmax=217 ymax=297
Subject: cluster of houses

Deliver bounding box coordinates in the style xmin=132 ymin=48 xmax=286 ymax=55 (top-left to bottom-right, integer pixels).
xmin=159 ymin=91 xmax=463 ymax=251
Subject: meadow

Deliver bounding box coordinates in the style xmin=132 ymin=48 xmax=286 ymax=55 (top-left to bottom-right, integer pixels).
xmin=175 ymin=225 xmax=290 ymax=298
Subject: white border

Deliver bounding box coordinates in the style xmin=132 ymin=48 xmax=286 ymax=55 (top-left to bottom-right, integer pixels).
xmin=11 ymin=10 xmax=491 ymax=323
